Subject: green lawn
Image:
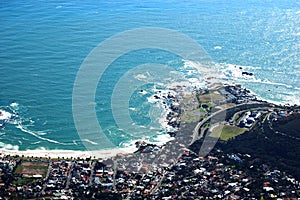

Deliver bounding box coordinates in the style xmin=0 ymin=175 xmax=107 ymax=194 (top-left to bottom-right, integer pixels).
xmin=215 ymin=103 xmax=236 ymax=110
xmin=15 ymin=177 xmax=37 ymax=186
xmin=209 ymin=124 xmax=246 ymax=141
xmin=198 ymin=91 xmax=225 ymax=103
xmin=15 ymin=161 xmax=49 ymax=177
xmin=14 ymin=161 xmax=49 ymax=186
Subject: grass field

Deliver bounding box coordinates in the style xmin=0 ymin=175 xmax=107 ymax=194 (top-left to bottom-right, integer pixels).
xmin=14 ymin=161 xmax=49 ymax=186
xmin=197 ymin=91 xmax=225 ymax=103
xmin=181 ymin=109 xmax=206 ymax=123
xmin=215 ymin=103 xmax=236 ymax=110
xmin=209 ymin=124 xmax=246 ymax=141
xmin=15 ymin=161 xmax=49 ymax=177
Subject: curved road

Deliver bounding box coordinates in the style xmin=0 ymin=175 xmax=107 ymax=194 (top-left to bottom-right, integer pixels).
xmin=190 ymin=102 xmax=269 ymax=145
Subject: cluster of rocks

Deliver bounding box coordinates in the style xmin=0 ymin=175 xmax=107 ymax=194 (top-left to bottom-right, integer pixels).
xmin=241 ymin=71 xmax=254 ymax=76
xmin=150 ymin=88 xmax=182 ymax=135
xmin=224 ymin=85 xmax=257 ymax=104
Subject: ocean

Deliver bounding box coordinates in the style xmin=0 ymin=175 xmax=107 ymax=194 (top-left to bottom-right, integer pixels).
xmin=0 ymin=0 xmax=299 ymax=151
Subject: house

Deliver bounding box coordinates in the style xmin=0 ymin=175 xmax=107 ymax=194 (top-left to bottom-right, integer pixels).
xmin=246 ymin=117 xmax=255 ymax=124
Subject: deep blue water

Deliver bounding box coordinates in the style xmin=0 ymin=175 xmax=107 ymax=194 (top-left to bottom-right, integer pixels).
xmin=0 ymin=0 xmax=299 ymax=151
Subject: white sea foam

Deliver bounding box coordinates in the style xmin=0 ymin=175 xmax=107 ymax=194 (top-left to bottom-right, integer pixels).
xmin=16 ymin=124 xmax=65 ymax=145
xmin=119 ymin=139 xmax=139 ymax=148
xmin=10 ymin=102 xmax=19 ymax=109
xmin=147 ymin=96 xmax=159 ymax=104
xmin=247 ymin=88 xmax=299 ymax=106
xmin=139 ymin=90 xmax=148 ymax=95
xmin=282 ymin=94 xmax=300 ymax=105
xmin=135 ymin=73 xmax=148 ymax=80
xmin=151 ymin=133 xmax=175 ymax=146
xmin=220 ymin=64 xmax=296 ymax=91
xmin=214 ymin=46 xmax=222 ymax=50
xmin=119 ymin=132 xmax=174 ymax=149
xmin=31 ymin=141 xmax=41 ymax=145
xmin=188 ymin=78 xmax=199 ymax=83
xmin=149 ymin=126 xmax=159 ymax=130
xmin=143 ymin=60 xmax=209 ymax=137
xmin=0 ymin=141 xmax=19 ymax=151
xmin=0 ymin=110 xmax=12 ymax=120
xmin=36 ymin=131 xmax=47 ymax=136
xmin=82 ymin=139 xmax=98 ymax=145
xmin=216 ymin=62 xmax=300 ymax=105
xmin=218 ymin=63 xmax=256 ymax=81
xmin=35 ymin=146 xmax=46 ymax=151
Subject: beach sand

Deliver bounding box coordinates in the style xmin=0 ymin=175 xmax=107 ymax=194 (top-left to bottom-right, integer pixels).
xmin=0 ymin=147 xmax=137 ymax=160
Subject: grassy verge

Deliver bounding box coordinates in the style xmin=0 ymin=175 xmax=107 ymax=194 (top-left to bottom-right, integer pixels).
xmin=215 ymin=103 xmax=236 ymax=110
xmin=210 ymin=124 xmax=246 ymax=141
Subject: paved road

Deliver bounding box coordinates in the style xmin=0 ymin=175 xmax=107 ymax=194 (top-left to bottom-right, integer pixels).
xmin=89 ymin=161 xmax=96 ymax=187
xmin=190 ymin=102 xmax=269 ymax=145
xmin=65 ymin=161 xmax=74 ymax=189
xmin=42 ymin=160 xmax=52 ymax=192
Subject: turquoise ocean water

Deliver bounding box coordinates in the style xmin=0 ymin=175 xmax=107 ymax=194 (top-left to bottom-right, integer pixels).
xmin=0 ymin=0 xmax=299 ymax=151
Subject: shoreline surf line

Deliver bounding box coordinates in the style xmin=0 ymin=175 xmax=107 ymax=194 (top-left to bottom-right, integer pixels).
xmin=0 ymin=146 xmax=137 ymax=160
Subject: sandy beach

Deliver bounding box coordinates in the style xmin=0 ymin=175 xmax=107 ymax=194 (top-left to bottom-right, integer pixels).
xmin=0 ymin=147 xmax=137 ymax=160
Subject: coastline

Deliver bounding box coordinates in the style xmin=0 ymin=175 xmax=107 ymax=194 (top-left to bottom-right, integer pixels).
xmin=0 ymin=146 xmax=137 ymax=160
xmin=1 ymin=82 xmax=297 ymax=160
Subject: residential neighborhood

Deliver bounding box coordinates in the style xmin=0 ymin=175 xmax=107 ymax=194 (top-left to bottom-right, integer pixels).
xmin=1 ymin=148 xmax=299 ymax=199
xmin=0 ymin=84 xmax=299 ymax=199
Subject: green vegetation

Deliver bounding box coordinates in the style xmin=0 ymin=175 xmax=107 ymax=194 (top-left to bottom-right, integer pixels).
xmin=233 ymin=113 xmax=243 ymax=124
xmin=181 ymin=109 xmax=207 ymax=123
xmin=198 ymin=107 xmax=206 ymax=112
xmin=15 ymin=161 xmax=49 ymax=178
xmin=14 ymin=161 xmax=49 ymax=186
xmin=209 ymin=125 xmax=246 ymax=141
xmin=218 ymin=113 xmax=300 ymax=179
xmin=215 ymin=103 xmax=236 ymax=110
xmin=15 ymin=177 xmax=37 ymax=186
xmin=197 ymin=91 xmax=225 ymax=104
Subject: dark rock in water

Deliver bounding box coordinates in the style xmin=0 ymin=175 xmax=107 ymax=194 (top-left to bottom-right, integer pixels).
xmin=140 ymin=90 xmax=144 ymax=93
xmin=154 ymin=95 xmax=160 ymax=99
xmin=168 ymin=121 xmax=180 ymax=128
xmin=239 ymin=67 xmax=242 ymax=69
xmin=168 ymin=132 xmax=176 ymax=137
xmin=167 ymin=94 xmax=174 ymax=99
xmin=135 ymin=141 xmax=140 ymax=148
xmin=242 ymin=71 xmax=254 ymax=76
